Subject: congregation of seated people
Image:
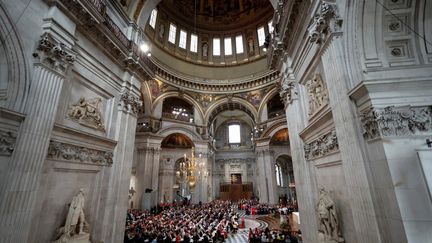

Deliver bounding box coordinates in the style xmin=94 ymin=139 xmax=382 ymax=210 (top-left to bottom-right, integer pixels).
xmin=238 ymin=199 xmax=278 ymax=215
xmin=248 ymin=228 xmax=300 ymax=243
xmin=125 ymin=200 xmax=239 ymax=243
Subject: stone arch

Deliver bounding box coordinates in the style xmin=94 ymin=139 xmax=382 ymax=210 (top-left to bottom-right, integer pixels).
xmin=257 ymin=86 xmax=280 ymax=122
xmin=261 ymin=119 xmax=287 ymax=139
xmin=204 ymin=97 xmax=258 ymax=126
xmin=0 ymin=2 xmax=29 ymax=112
xmin=157 ymin=126 xmax=202 ymax=142
xmin=151 ymin=91 xmax=205 ymax=124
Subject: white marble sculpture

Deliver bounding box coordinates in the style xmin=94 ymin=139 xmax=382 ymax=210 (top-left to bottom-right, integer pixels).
xmin=317 ymin=188 xmax=344 ymax=243
xmin=53 ymin=188 xmax=91 ymax=243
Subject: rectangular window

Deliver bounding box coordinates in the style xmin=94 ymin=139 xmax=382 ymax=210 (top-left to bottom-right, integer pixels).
xmin=228 ymin=124 xmax=241 ymax=143
xmin=224 ymin=37 xmax=232 ymax=55
xmin=213 ymin=38 xmax=220 ymax=56
xmin=168 ymin=24 xmax=177 ymax=44
xmin=149 ymin=9 xmax=158 ymax=28
xmin=268 ymin=21 xmax=274 ymax=34
xmin=257 ymin=26 xmax=265 ymax=46
xmin=235 ymin=35 xmax=244 ymax=54
xmin=179 ymin=30 xmax=187 ymax=49
xmin=190 ymin=34 xmax=198 ymax=52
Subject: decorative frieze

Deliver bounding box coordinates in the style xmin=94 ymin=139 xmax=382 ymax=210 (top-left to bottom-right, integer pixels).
xmin=360 ymin=106 xmax=432 ymax=140
xmin=68 ymin=97 xmax=105 ymax=131
xmin=308 ymin=1 xmax=342 ymax=44
xmin=307 ymin=74 xmax=329 ymax=117
xmin=34 ymin=33 xmax=75 ymax=72
xmin=119 ymin=90 xmax=143 ymax=116
xmin=304 ymin=129 xmax=339 ymax=160
xmin=47 ymin=141 xmax=113 ymax=166
xmin=0 ymin=130 xmax=16 ymax=156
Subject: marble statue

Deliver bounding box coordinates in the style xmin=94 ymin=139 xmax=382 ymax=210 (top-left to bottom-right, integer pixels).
xmin=317 ymin=188 xmax=344 ymax=243
xmin=68 ymin=97 xmax=105 ymax=131
xmin=158 ymin=24 xmax=165 ymax=40
xmin=202 ymin=43 xmax=208 ymax=57
xmin=53 ymin=188 xmax=90 ymax=243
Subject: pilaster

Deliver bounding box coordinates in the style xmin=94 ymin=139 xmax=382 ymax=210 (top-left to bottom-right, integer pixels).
xmin=0 ymin=31 xmax=75 ymax=242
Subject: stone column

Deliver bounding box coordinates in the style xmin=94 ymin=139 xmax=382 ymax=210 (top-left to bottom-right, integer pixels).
xmin=134 ymin=134 xmax=163 ymax=209
xmin=321 ymin=35 xmax=403 ymax=242
xmin=101 ymin=74 xmax=142 ymax=243
xmin=280 ymin=76 xmax=319 ymax=243
xmin=0 ymin=32 xmax=75 ymax=242
xmin=255 ymin=149 xmax=269 ymax=203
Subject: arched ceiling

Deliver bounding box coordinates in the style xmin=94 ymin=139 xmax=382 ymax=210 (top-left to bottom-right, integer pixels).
xmin=208 ymin=101 xmax=255 ymax=127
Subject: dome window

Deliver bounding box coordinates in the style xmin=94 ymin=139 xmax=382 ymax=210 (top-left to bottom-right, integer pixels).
xmin=149 ymin=9 xmax=157 ymax=29
xmin=213 ymin=38 xmax=220 ymax=56
xmin=190 ymin=34 xmax=198 ymax=53
xmin=179 ymin=30 xmax=187 ymax=49
xmin=168 ymin=23 xmax=177 ymax=44
xmin=257 ymin=26 xmax=265 ymax=46
xmin=224 ymin=37 xmax=232 ymax=56
xmin=235 ymin=35 xmax=244 ymax=54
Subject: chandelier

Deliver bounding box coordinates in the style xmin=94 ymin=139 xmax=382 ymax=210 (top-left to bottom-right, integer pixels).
xmin=176 ymin=147 xmax=208 ymax=191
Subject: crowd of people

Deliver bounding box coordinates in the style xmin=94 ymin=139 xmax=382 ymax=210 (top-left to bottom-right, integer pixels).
xmin=248 ymin=228 xmax=300 ymax=243
xmin=238 ymin=199 xmax=279 ymax=215
xmin=125 ymin=201 xmax=239 ymax=242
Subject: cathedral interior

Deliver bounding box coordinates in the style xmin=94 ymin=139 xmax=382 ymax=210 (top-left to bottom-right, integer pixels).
xmin=0 ymin=0 xmax=431 ymax=242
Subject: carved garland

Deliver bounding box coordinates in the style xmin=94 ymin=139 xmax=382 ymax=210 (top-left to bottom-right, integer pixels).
xmin=0 ymin=130 xmax=16 ymax=156
xmin=47 ymin=141 xmax=113 ymax=166
xmin=304 ymin=129 xmax=339 ymax=160
xmin=360 ymin=106 xmax=432 ymax=140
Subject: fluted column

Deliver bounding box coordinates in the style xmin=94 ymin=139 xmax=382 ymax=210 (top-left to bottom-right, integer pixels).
xmin=280 ymin=76 xmax=319 ymax=243
xmin=321 ymin=36 xmax=389 ymax=242
xmin=102 ymin=73 xmax=142 ymax=243
xmin=0 ymin=33 xmax=75 ymax=243
xmin=134 ymin=134 xmax=163 ymax=210
xmin=255 ymin=149 xmax=269 ymax=203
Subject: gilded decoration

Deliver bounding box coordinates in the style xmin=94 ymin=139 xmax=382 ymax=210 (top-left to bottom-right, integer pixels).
xmin=306 ymin=74 xmax=329 ymax=117
xmin=360 ymin=106 xmax=432 ymax=140
xmin=68 ymin=97 xmax=105 ymax=131
xmin=239 ymin=90 xmax=264 ymax=108
xmin=195 ymin=94 xmax=215 ymax=109
xmin=304 ymin=130 xmax=338 ymax=160
xmin=148 ymin=79 xmax=167 ymax=100
xmin=47 ymin=141 xmax=113 ymax=166
xmin=0 ymin=130 xmax=16 ymax=156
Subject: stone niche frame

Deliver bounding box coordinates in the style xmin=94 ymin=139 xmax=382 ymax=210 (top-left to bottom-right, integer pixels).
xmin=30 ymin=124 xmax=117 ymax=243
xmin=57 ymin=67 xmax=117 ymax=138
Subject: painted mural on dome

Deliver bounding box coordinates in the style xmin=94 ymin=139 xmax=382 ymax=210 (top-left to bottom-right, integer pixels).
xmin=148 ymin=79 xmax=167 ymax=101
xmin=270 ymin=128 xmax=289 ymax=145
xmin=239 ymin=90 xmax=263 ymax=108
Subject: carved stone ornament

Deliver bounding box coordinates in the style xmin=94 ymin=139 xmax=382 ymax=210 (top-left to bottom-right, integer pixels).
xmin=307 ymin=74 xmax=329 ymax=117
xmin=68 ymin=97 xmax=105 ymax=131
xmin=34 ymin=33 xmax=75 ymax=72
xmin=0 ymin=130 xmax=16 ymax=156
xmin=317 ymin=187 xmax=344 ymax=243
xmin=119 ymin=90 xmax=143 ymax=115
xmin=360 ymin=106 xmax=432 ymax=140
xmin=279 ymin=78 xmax=296 ymax=106
xmin=47 ymin=141 xmax=113 ymax=166
xmin=304 ymin=129 xmax=338 ymax=160
xmin=308 ymin=1 xmax=342 ymax=44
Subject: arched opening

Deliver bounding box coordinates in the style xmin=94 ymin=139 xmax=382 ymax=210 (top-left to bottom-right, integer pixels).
xmin=267 ymin=93 xmax=285 ymax=119
xmin=162 ymin=97 xmax=194 ymax=123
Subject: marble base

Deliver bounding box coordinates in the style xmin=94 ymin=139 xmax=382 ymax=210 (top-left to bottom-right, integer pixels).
xmin=53 ymin=233 xmax=90 ymax=243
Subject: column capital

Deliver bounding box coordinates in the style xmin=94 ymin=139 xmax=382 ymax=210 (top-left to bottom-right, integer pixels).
xmin=33 ymin=32 xmax=76 ymax=74
xmin=308 ymin=0 xmax=343 ymax=44
xmin=118 ymin=88 xmax=143 ymax=116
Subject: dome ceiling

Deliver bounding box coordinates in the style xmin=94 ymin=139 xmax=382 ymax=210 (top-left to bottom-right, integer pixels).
xmin=159 ymin=0 xmax=273 ymax=32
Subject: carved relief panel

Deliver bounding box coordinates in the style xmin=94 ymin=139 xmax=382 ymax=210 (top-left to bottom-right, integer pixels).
xmin=306 ymin=74 xmax=329 ymax=118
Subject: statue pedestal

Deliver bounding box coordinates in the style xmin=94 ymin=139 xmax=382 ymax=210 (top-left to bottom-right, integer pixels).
xmin=53 ymin=233 xmax=90 ymax=243
xmin=70 ymin=233 xmax=90 ymax=243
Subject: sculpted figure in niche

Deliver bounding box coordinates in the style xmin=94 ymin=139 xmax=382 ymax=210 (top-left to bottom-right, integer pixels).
xmin=158 ymin=24 xmax=165 ymax=40
xmin=248 ymin=38 xmax=254 ymax=54
xmin=202 ymin=43 xmax=208 ymax=57
xmin=307 ymin=74 xmax=329 ymax=116
xmin=317 ymin=188 xmax=344 ymax=243
xmin=53 ymin=188 xmax=90 ymax=243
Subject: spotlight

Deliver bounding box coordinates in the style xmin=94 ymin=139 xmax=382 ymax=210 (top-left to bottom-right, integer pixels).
xmin=140 ymin=43 xmax=149 ymax=52
xmin=147 ymin=53 xmax=152 ymax=57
